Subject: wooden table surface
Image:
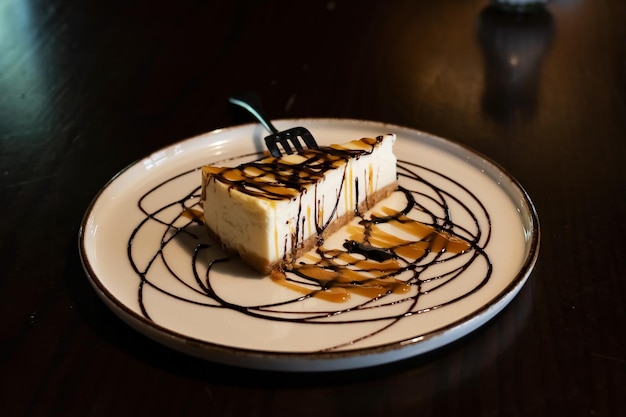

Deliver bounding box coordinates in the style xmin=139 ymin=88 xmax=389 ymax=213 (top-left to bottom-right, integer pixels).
xmin=2 ymin=0 xmax=625 ymax=415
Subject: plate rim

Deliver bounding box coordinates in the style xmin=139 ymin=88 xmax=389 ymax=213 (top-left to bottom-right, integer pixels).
xmin=78 ymin=118 xmax=540 ymax=371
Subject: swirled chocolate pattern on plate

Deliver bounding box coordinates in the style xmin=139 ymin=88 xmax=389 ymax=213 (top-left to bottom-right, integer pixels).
xmin=127 ymin=158 xmax=492 ymax=351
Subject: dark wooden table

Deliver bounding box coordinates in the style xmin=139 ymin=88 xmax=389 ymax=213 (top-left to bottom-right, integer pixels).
xmin=2 ymin=0 xmax=625 ymax=415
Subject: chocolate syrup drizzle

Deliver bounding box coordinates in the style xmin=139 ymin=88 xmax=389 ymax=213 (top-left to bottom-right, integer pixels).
xmin=127 ymin=158 xmax=492 ymax=352
xmin=201 ymin=136 xmax=384 ymax=201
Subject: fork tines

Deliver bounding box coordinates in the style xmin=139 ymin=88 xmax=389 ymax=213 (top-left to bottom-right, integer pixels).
xmin=264 ymin=126 xmax=318 ymax=158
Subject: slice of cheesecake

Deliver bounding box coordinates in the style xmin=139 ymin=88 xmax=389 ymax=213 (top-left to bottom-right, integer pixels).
xmin=201 ymin=134 xmax=398 ymax=274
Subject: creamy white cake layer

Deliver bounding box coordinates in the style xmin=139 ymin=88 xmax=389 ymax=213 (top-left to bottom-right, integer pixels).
xmin=201 ymin=134 xmax=397 ymax=273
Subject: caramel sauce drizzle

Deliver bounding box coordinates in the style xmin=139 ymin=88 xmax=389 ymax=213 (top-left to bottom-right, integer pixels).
xmin=271 ymin=201 xmax=471 ymax=302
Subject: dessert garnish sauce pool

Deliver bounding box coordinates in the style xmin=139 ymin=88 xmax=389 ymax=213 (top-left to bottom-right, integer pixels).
xmin=127 ymin=149 xmax=493 ymax=350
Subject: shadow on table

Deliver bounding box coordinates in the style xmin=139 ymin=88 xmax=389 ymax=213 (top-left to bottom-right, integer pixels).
xmin=477 ymin=5 xmax=555 ymax=126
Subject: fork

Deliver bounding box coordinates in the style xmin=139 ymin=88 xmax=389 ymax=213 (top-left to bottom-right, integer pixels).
xmin=228 ymin=92 xmax=318 ymax=157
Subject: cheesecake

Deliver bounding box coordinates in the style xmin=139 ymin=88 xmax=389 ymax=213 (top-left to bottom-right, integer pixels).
xmin=201 ymin=134 xmax=398 ymax=274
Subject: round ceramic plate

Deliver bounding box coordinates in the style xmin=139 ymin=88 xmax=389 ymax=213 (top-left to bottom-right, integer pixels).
xmin=79 ymin=119 xmax=539 ymax=372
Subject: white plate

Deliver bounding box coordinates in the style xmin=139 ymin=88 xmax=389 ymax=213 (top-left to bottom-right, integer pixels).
xmin=79 ymin=119 xmax=539 ymax=372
